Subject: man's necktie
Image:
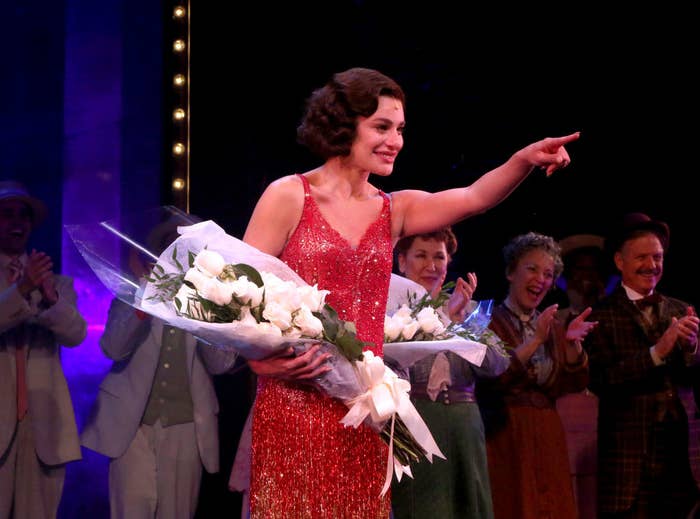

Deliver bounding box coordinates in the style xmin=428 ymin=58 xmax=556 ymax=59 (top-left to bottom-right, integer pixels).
xmin=634 ymin=292 xmax=662 ymax=343
xmin=7 ymin=258 xmax=28 ymax=420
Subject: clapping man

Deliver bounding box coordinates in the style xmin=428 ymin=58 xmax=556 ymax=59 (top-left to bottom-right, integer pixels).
xmin=584 ymin=213 xmax=700 ymax=518
xmin=0 ymin=180 xmax=87 ymax=518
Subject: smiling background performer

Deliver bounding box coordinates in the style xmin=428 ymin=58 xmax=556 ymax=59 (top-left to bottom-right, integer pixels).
xmin=476 ymin=231 xmax=596 ymax=519
xmin=391 ymin=227 xmax=509 ymax=519
xmin=0 ymin=180 xmax=87 ymax=518
xmin=584 ymin=213 xmax=700 ymax=519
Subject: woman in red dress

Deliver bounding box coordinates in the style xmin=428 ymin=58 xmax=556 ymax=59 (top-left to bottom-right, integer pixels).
xmin=243 ymin=67 xmax=579 ymax=518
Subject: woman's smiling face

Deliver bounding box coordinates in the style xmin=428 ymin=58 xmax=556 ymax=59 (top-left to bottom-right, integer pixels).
xmin=507 ymin=248 xmax=556 ymax=312
xmin=349 ymin=95 xmax=404 ymax=176
xmin=398 ymin=237 xmax=449 ymax=298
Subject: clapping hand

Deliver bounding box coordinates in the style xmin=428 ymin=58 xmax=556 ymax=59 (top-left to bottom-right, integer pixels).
xmin=534 ymin=304 xmax=559 ymax=342
xmin=672 ymin=307 xmax=699 ymax=352
xmin=566 ymin=307 xmax=598 ymax=342
xmin=446 ymin=272 xmax=477 ymax=323
xmin=653 ymin=307 xmax=699 ymax=359
xmin=565 ymin=307 xmax=598 ymax=351
xmin=19 ymin=249 xmax=58 ymax=305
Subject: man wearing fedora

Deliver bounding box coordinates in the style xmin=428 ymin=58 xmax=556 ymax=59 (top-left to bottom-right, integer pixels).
xmin=0 ymin=180 xmax=87 ymax=518
xmin=584 ymin=213 xmax=700 ymax=518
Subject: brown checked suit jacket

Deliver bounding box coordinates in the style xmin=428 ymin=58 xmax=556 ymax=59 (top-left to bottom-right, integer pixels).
xmin=585 ymin=285 xmax=700 ymax=513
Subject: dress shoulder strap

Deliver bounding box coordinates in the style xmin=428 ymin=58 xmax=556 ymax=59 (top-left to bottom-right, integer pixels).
xmin=296 ymin=173 xmax=311 ymax=195
xmin=380 ymin=190 xmax=392 ymax=211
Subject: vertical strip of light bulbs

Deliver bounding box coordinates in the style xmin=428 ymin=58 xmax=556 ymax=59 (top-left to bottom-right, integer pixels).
xmin=171 ymin=2 xmax=189 ymax=211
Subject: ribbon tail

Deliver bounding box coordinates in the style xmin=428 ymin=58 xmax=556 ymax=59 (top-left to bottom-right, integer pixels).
xmin=396 ymin=394 xmax=446 ymax=461
xmin=393 ymin=458 xmax=412 ymax=482
xmin=380 ymin=415 xmax=396 ymax=497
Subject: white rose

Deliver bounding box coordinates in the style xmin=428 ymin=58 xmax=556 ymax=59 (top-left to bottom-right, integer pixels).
xmin=293 ymin=305 xmax=324 ymax=338
xmin=298 ymin=284 xmax=330 ymax=312
xmin=199 ymin=277 xmax=235 ymax=306
xmin=230 ymin=276 xmax=264 ymax=307
xmin=384 ymin=314 xmax=404 ymax=342
xmin=416 ymin=307 xmax=446 ymax=335
xmin=393 ymin=304 xmax=414 ymax=323
xmin=262 ymin=301 xmax=293 ymax=331
xmin=193 ymin=249 xmax=226 ymax=277
xmin=184 ymin=268 xmax=211 ymax=292
xmin=261 ymin=273 xmax=302 ymax=311
xmin=256 ymin=321 xmax=283 ymax=338
xmin=401 ymin=320 xmax=420 ymax=341
xmin=283 ymin=326 xmax=302 ymax=339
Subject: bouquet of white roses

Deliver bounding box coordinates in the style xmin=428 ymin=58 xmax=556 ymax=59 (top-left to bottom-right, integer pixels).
xmin=145 ymin=247 xmax=366 ymax=359
xmin=383 ymin=276 xmax=509 ymax=369
xmin=138 ymin=219 xmax=443 ymax=493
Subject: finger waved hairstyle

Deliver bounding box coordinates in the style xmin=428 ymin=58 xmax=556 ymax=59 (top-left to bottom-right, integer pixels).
xmin=503 ymin=231 xmax=564 ymax=279
xmin=296 ymin=67 xmax=406 ymax=159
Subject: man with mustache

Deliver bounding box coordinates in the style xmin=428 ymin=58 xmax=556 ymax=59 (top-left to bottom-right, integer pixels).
xmin=584 ymin=213 xmax=700 ymax=518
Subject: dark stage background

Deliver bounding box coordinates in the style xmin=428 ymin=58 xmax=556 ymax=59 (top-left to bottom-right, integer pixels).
xmin=189 ymin=2 xmax=698 ymax=304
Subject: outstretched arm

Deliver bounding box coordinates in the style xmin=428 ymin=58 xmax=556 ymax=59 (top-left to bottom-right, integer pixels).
xmin=393 ymin=132 xmax=579 ymax=238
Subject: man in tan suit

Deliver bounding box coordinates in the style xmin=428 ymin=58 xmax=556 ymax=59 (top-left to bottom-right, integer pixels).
xmin=0 ymin=181 xmax=87 ymax=518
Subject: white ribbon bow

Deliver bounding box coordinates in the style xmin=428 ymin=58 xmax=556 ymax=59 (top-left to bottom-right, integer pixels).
xmin=339 ymin=350 xmax=445 ymax=496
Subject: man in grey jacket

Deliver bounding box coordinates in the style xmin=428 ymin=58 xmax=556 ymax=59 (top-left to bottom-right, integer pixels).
xmin=0 ymin=180 xmax=87 ymax=518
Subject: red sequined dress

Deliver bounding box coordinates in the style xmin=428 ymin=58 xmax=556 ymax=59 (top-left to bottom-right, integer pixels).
xmin=249 ymin=174 xmax=393 ymax=518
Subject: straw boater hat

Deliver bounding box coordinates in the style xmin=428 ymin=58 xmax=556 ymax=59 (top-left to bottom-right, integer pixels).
xmin=0 ymin=180 xmax=48 ymax=227
xmin=558 ymin=234 xmax=605 ymax=257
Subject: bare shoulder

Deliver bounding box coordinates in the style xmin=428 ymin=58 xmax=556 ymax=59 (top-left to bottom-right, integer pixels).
xmin=261 ymin=174 xmax=305 ymax=201
xmin=244 ymin=174 xmax=306 ymax=254
xmin=387 ymin=188 xmax=430 ymax=218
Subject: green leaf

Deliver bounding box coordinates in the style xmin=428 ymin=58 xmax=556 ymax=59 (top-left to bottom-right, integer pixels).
xmin=318 ymin=305 xmax=340 ymax=339
xmin=171 ymin=246 xmax=184 ymax=272
xmin=324 ymin=304 xmax=339 ymax=322
xmin=233 ymin=263 xmax=263 ymax=287
xmin=250 ymin=305 xmax=264 ymax=323
xmin=334 ymin=331 xmax=365 ymax=362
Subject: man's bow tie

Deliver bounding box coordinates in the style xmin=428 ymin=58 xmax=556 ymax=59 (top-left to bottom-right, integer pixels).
xmin=635 ymin=292 xmax=662 ymax=309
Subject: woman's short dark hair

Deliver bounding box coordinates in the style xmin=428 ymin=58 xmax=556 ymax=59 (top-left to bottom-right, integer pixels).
xmin=297 ymin=67 xmax=406 ymax=159
xmin=395 ymin=227 xmax=458 ymax=258
xmin=502 ymin=232 xmax=563 ymax=279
